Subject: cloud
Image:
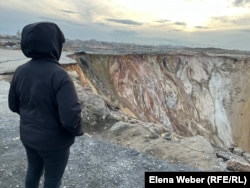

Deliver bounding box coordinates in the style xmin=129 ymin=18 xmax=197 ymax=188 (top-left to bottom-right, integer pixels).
xmin=59 ymin=9 xmax=78 ymax=14
xmin=168 ymin=29 xmax=183 ymax=32
xmin=232 ymin=0 xmax=250 ymax=7
xmin=194 ymin=26 xmax=209 ymax=29
xmin=1 ymin=0 xmax=250 ymax=51
xmin=155 ymin=20 xmax=171 ymax=23
xmin=209 ymin=15 xmax=250 ymax=27
xmin=210 ymin=16 xmax=230 ymax=22
xmin=106 ymin=18 xmax=143 ymax=25
xmin=174 ymin=22 xmax=187 ymax=26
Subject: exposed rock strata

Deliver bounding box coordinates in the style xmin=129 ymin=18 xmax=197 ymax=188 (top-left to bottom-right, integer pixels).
xmin=1 ymin=46 xmax=250 ymax=171
xmin=68 ymin=52 xmax=250 ymax=153
xmin=66 ymin=67 xmax=250 ymax=171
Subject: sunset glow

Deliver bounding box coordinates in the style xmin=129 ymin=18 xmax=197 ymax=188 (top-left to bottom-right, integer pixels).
xmin=1 ymin=0 xmax=250 ymax=50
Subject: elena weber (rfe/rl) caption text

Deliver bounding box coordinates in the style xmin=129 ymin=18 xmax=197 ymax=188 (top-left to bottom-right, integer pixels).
xmin=145 ymin=172 xmax=250 ymax=188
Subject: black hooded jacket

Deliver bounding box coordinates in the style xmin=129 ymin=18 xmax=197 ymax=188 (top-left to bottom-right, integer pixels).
xmin=8 ymin=22 xmax=84 ymax=151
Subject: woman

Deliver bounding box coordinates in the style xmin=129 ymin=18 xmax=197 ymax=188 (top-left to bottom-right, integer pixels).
xmin=8 ymin=22 xmax=84 ymax=188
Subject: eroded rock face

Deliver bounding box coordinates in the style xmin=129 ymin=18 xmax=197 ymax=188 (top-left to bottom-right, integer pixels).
xmin=68 ymin=52 xmax=250 ymax=152
xmin=2 ymin=47 xmax=250 ymax=171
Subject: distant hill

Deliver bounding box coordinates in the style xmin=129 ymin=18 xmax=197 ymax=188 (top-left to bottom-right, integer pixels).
xmin=1 ymin=34 xmax=250 ymax=55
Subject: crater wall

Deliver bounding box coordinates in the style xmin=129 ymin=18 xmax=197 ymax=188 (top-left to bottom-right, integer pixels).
xmin=67 ymin=52 xmax=250 ymax=152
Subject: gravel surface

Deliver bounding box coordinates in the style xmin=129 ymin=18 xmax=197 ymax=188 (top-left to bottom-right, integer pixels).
xmin=0 ymin=69 xmax=201 ymax=188
xmin=0 ymin=117 xmax=201 ymax=188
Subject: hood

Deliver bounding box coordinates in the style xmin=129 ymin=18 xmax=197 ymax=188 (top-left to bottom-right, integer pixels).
xmin=21 ymin=22 xmax=65 ymax=60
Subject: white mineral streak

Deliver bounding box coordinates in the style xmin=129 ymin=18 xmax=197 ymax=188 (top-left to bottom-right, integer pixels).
xmin=209 ymin=72 xmax=233 ymax=147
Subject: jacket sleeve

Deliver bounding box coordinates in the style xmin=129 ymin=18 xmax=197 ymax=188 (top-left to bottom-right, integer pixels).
xmin=8 ymin=76 xmax=20 ymax=114
xmin=56 ymin=75 xmax=84 ymax=136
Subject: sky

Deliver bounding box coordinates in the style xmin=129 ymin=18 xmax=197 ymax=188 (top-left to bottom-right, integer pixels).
xmin=1 ymin=0 xmax=250 ymax=51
